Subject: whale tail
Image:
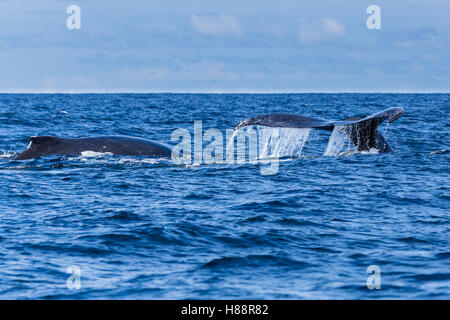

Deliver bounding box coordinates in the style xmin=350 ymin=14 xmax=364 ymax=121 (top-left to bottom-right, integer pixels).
xmin=333 ymin=107 xmax=403 ymax=152
xmin=234 ymin=107 xmax=403 ymax=153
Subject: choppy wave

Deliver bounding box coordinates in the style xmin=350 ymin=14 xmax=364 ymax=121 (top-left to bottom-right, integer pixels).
xmin=0 ymin=93 xmax=448 ymax=299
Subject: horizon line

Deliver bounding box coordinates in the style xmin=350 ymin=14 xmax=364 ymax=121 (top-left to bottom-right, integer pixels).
xmin=0 ymin=90 xmax=449 ymax=94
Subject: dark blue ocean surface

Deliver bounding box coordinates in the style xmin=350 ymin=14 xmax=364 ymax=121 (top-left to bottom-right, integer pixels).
xmin=0 ymin=93 xmax=448 ymax=299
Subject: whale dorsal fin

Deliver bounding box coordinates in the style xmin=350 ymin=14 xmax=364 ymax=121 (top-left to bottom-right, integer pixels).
xmin=30 ymin=136 xmax=60 ymax=145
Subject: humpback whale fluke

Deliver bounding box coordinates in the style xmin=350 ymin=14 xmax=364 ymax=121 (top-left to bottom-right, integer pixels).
xmin=14 ymin=135 xmax=172 ymax=160
xmin=234 ymin=107 xmax=403 ymax=153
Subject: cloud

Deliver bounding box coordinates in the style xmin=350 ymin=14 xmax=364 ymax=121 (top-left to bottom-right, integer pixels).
xmin=179 ymin=61 xmax=237 ymax=80
xmin=190 ymin=13 xmax=242 ymax=36
xmin=321 ymin=17 xmax=345 ymax=36
xmin=1 ymin=2 xmax=449 ymax=92
xmin=394 ymin=26 xmax=448 ymax=49
xmin=298 ymin=17 xmax=345 ymax=44
xmin=122 ymin=60 xmax=237 ymax=82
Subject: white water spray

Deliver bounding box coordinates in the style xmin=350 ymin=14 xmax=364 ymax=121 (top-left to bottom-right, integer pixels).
xmin=258 ymin=127 xmax=310 ymax=158
xmin=226 ymin=126 xmax=311 ymax=162
xmin=324 ymin=126 xmax=353 ymax=156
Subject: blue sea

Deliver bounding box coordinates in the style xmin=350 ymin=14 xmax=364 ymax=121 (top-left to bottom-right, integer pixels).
xmin=0 ymin=93 xmax=448 ymax=299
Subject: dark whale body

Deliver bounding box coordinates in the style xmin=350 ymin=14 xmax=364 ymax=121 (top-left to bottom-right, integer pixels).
xmin=14 ymin=107 xmax=402 ymax=160
xmin=235 ymin=107 xmax=403 ymax=153
xmin=15 ymin=135 xmax=172 ymax=160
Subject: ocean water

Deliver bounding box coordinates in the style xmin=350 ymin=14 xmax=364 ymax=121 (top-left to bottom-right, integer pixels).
xmin=0 ymin=93 xmax=448 ymax=299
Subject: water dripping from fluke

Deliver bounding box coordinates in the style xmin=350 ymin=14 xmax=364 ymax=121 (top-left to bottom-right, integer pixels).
xmin=226 ymin=126 xmax=311 ymax=163
xmin=324 ymin=126 xmax=354 ymax=156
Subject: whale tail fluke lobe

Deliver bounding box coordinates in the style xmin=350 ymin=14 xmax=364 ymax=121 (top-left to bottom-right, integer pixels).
xmin=234 ymin=107 xmax=403 ymax=153
xmin=234 ymin=113 xmax=334 ymax=131
xmin=335 ymin=107 xmax=403 ymax=152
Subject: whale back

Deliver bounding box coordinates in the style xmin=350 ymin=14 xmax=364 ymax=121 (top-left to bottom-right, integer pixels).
xmin=68 ymin=136 xmax=172 ymax=157
xmin=14 ymin=136 xmax=64 ymax=160
xmin=14 ymin=135 xmax=172 ymax=160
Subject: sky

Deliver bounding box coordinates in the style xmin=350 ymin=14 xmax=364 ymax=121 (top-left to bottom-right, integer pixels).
xmin=0 ymin=0 xmax=449 ymax=92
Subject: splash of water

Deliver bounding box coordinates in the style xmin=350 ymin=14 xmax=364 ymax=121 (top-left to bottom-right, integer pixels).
xmin=324 ymin=126 xmax=353 ymax=156
xmin=80 ymin=151 xmax=113 ymax=157
xmin=0 ymin=152 xmax=15 ymax=159
xmin=258 ymin=127 xmax=310 ymax=158
xmin=226 ymin=126 xmax=311 ymax=162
